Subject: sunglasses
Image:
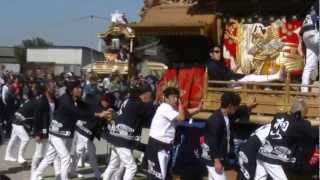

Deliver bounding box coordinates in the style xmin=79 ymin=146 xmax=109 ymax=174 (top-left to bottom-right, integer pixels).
xmin=213 ymin=50 xmax=221 ymax=53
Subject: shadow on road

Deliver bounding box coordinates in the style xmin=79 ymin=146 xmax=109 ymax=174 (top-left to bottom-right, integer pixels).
xmin=0 ymin=163 xmax=30 ymax=175
xmin=0 ymin=175 xmax=11 ymax=180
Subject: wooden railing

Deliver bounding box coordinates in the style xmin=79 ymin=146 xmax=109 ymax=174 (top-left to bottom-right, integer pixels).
xmin=193 ymin=73 xmax=320 ymax=126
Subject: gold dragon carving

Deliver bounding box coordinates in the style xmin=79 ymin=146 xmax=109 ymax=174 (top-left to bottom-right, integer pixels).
xmin=235 ymin=20 xmax=304 ymax=75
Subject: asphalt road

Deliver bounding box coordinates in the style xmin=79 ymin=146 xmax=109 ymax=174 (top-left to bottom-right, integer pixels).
xmin=1 ymin=128 xmax=316 ymax=180
xmin=0 ymin=138 xmax=124 ymax=180
xmin=0 ymin=128 xmax=151 ymax=180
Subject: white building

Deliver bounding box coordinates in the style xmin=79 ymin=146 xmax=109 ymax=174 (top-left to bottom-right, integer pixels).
xmin=27 ymin=46 xmax=104 ymax=75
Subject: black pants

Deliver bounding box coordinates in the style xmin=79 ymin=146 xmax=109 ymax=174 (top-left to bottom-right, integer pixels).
xmin=146 ymin=137 xmax=171 ymax=180
xmin=237 ymin=136 xmax=261 ymax=180
xmin=3 ymin=106 xmax=14 ymax=138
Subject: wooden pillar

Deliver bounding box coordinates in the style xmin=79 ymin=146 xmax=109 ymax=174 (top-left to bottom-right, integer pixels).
xmin=284 ymin=72 xmax=291 ymax=111
xmin=128 ymin=38 xmax=135 ymax=82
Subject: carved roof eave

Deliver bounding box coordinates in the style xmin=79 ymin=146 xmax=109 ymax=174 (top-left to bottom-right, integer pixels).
xmin=133 ymin=4 xmax=217 ymax=34
xmin=131 ymin=23 xmax=212 ymax=36
xmin=82 ymin=61 xmax=167 ymax=74
xmin=98 ymin=24 xmax=135 ymax=40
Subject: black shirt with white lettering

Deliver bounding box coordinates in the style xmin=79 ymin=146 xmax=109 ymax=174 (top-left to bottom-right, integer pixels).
xmin=75 ymin=102 xmax=101 ymax=141
xmin=108 ymin=97 xmax=156 ymax=149
xmin=257 ymin=113 xmax=317 ymax=165
xmin=12 ymin=97 xmax=37 ymax=133
xmin=49 ymin=93 xmax=83 ymax=138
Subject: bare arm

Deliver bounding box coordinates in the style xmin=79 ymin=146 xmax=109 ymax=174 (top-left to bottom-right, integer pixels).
xmin=246 ymin=97 xmax=257 ymax=110
xmin=175 ymin=101 xmax=185 ymax=121
xmin=95 ymin=111 xmax=108 ymax=118
xmin=187 ymin=101 xmax=203 ymax=116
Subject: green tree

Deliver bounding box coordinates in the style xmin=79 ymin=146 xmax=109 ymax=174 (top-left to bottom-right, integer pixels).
xmin=15 ymin=37 xmax=53 ymax=64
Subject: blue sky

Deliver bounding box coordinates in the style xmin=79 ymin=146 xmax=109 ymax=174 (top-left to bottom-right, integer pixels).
xmin=0 ymin=0 xmax=144 ymax=49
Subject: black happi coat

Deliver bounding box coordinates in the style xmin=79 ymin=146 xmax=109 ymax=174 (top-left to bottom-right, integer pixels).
xmin=49 ymin=93 xmax=85 ymax=138
xmin=33 ymin=95 xmax=56 ymax=139
xmin=237 ymin=124 xmax=271 ymax=180
xmin=75 ymin=102 xmax=101 ymax=141
xmin=12 ymin=97 xmax=38 ymax=134
xmin=257 ymin=113 xmax=317 ymax=165
xmin=108 ymin=97 xmax=156 ymax=149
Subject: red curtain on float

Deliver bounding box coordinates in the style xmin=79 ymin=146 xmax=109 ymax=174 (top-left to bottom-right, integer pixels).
xmin=177 ymin=68 xmax=194 ymax=108
xmin=156 ymin=67 xmax=205 ymax=109
xmin=188 ymin=67 xmax=206 ymax=108
xmin=156 ymin=68 xmax=178 ymax=103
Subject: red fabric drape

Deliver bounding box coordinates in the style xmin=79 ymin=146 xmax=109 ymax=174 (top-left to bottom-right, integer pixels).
xmin=156 ymin=67 xmax=205 ymax=109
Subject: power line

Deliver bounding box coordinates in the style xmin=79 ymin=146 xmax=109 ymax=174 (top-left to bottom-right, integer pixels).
xmin=14 ymin=14 xmax=110 ymax=48
xmin=22 ymin=14 xmax=109 ymax=36
xmin=71 ymin=15 xmax=108 ymax=22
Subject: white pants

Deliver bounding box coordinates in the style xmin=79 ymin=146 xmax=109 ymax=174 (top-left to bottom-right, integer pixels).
xmin=70 ymin=132 xmax=101 ymax=178
xmin=5 ymin=124 xmax=30 ymax=161
xmin=157 ymin=150 xmax=170 ymax=180
xmin=254 ymin=160 xmax=288 ymax=180
xmin=104 ymin=163 xmax=125 ymax=180
xmin=206 ymin=165 xmax=226 ymax=180
xmin=303 ymin=30 xmax=320 ymax=55
xmin=301 ymin=28 xmax=320 ymax=92
xmin=102 ymin=152 xmax=125 ymax=180
xmin=31 ymin=139 xmax=61 ymax=177
xmin=103 ymin=147 xmax=137 ymax=180
xmin=238 ymin=73 xmax=281 ymax=83
xmin=301 ymin=48 xmax=319 ymax=92
xmin=31 ymin=134 xmax=72 ymax=180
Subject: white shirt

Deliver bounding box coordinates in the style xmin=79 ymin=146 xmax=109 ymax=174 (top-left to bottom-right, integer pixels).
xmin=0 ymin=77 xmax=4 ymax=86
xmin=223 ymin=114 xmax=231 ymax=153
xmin=49 ymin=102 xmax=55 ymax=121
xmin=2 ymin=85 xmax=9 ymax=105
xmin=149 ymin=103 xmax=179 ymax=144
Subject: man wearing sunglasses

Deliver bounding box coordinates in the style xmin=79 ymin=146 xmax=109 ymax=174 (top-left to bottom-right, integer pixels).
xmin=207 ymin=46 xmax=245 ymax=82
xmin=207 ymin=45 xmax=284 ymax=84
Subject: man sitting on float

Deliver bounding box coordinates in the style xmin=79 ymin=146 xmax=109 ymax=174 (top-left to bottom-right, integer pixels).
xmin=207 ymin=45 xmax=284 ymax=85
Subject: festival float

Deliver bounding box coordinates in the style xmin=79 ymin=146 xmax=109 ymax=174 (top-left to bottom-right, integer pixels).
xmin=82 ymin=11 xmax=167 ymax=79
xmin=131 ymin=0 xmax=320 ymax=125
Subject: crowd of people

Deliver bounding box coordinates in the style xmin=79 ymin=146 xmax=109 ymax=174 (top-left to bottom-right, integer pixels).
xmin=0 ymin=68 xmax=130 ymax=141
xmin=0 ymin=67 xmax=159 ymax=180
